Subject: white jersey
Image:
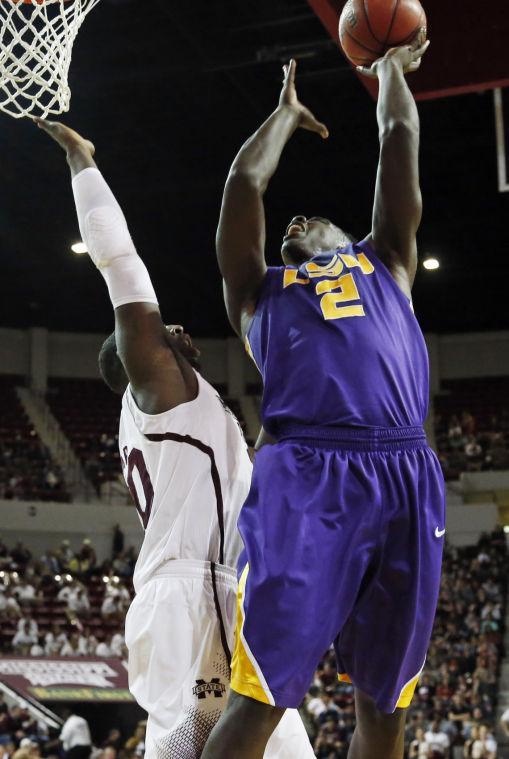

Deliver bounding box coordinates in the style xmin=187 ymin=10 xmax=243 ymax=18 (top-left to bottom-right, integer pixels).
xmin=119 ymin=372 xmax=251 ymax=591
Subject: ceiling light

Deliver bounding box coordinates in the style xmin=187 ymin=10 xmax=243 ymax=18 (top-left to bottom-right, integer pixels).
xmin=71 ymin=241 xmax=88 ymax=255
xmin=423 ymin=257 xmax=440 ymax=271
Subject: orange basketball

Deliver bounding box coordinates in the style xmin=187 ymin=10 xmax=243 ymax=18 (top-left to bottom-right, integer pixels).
xmin=339 ymin=0 xmax=427 ymax=68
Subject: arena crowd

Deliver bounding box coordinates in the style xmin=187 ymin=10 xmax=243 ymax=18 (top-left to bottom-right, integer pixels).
xmin=436 ymin=410 xmax=509 ymax=482
xmin=0 ymin=527 xmax=133 ymax=660
xmin=0 ymin=528 xmax=506 ymax=757
xmin=301 ymin=528 xmax=506 ymax=758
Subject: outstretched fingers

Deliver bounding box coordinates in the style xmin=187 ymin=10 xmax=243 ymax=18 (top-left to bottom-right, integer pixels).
xmin=313 ymin=119 xmax=329 ymax=140
xmin=33 ymin=118 xmax=95 ymax=156
xmin=411 ymin=26 xmax=428 ymax=51
xmin=412 ymin=39 xmax=430 ymax=60
xmin=283 ymin=58 xmax=297 ymax=85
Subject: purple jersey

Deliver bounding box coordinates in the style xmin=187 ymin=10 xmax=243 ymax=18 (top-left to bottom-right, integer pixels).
xmin=246 ymin=240 xmax=429 ymax=436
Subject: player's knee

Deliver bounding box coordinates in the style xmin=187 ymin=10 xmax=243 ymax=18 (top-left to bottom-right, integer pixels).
xmin=227 ymin=690 xmax=284 ymax=731
xmin=203 ymin=692 xmax=284 ymax=758
xmin=355 ymin=689 xmax=407 ymax=739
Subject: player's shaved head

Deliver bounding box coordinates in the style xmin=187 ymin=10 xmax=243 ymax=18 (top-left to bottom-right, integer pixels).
xmin=99 ymin=332 xmax=128 ymax=395
xmin=281 ymin=215 xmax=356 ymax=266
xmin=99 ymin=327 xmax=201 ymax=396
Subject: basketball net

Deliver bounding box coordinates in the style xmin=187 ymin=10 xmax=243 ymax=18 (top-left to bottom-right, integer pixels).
xmin=0 ymin=0 xmax=101 ymax=119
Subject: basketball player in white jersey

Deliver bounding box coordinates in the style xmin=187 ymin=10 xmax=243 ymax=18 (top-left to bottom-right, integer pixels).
xmin=35 ymin=118 xmax=314 ymax=759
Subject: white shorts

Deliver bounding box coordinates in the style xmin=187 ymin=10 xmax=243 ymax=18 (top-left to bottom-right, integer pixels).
xmin=125 ymin=559 xmax=314 ymax=759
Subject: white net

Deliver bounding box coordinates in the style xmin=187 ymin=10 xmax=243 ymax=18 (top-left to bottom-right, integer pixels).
xmin=0 ymin=0 xmax=101 ymax=119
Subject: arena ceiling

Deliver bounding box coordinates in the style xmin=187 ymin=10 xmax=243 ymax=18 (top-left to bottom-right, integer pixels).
xmin=0 ymin=0 xmax=508 ymax=338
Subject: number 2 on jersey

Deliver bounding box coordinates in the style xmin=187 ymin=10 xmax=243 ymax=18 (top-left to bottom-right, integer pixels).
xmin=284 ymin=251 xmax=375 ymax=321
xmin=316 ymin=273 xmax=365 ymax=320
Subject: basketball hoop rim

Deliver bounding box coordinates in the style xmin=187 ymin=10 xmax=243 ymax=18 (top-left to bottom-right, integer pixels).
xmin=0 ymin=1 xmax=74 ymax=5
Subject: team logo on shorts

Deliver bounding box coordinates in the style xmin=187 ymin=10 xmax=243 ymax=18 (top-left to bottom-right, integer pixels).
xmin=193 ymin=678 xmax=226 ymax=699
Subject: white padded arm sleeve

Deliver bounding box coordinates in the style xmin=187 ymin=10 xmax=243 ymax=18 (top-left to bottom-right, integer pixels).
xmin=72 ymin=167 xmax=158 ymax=309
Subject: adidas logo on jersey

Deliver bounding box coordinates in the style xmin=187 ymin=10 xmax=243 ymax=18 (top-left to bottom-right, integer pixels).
xmin=193 ymin=678 xmax=226 ymax=699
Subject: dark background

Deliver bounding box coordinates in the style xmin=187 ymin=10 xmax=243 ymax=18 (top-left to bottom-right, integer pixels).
xmin=0 ymin=0 xmax=508 ymax=337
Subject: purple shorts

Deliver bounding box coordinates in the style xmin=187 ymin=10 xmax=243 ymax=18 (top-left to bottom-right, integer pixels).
xmin=231 ymin=425 xmax=445 ymax=714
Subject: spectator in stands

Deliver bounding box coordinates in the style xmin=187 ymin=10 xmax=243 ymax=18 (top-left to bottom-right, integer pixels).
xmin=124 ymin=721 xmax=146 ymax=757
xmin=464 ymin=436 xmax=483 ymax=469
xmin=408 ymin=727 xmax=430 ymax=758
xmin=105 ymin=581 xmax=130 ymax=606
xmin=448 ymin=693 xmax=472 ymax=736
xmin=100 ymin=729 xmax=122 ymax=753
xmin=464 ymin=724 xmax=481 ymax=758
xmin=57 ymin=578 xmax=74 ymax=603
xmin=100 ymin=433 xmax=117 ymax=451
xmin=0 ymin=587 xmax=21 ymax=621
xmin=126 ymin=546 xmax=137 ymax=572
xmin=17 ymin=613 xmax=38 ymax=638
xmin=305 ymin=685 xmax=327 ymax=721
xmin=4 ymin=474 xmax=23 ymax=500
xmin=59 ymin=709 xmax=92 ymax=759
xmin=424 ymin=718 xmax=450 ymax=757
xmin=44 ymin=466 xmax=61 ymax=489
xmin=39 ymin=549 xmax=60 ymax=576
xmin=97 ymin=749 xmax=115 ymax=759
xmin=461 ymin=411 xmax=476 ymax=436
xmin=100 ymin=593 xmax=124 ymax=623
xmin=313 ymin=716 xmax=347 ymax=758
xmin=9 ymin=542 xmax=32 ymax=570
xmin=45 ymin=623 xmax=68 ymax=656
xmin=29 ymin=636 xmax=45 ymax=657
xmin=68 ymin=540 xmax=97 ymax=578
xmin=12 ymin=620 xmax=37 ymax=654
xmin=12 ymin=748 xmax=32 ymax=759
xmin=0 ymin=539 xmax=10 ymax=567
xmin=0 ymin=743 xmax=16 ymax=759
xmin=60 ymin=632 xmax=83 ymax=657
xmin=112 ymin=525 xmax=124 ymax=558
xmin=110 ymin=631 xmax=125 ymax=658
xmin=448 ymin=416 xmax=465 ymax=448
xmin=112 ymin=552 xmax=131 ymax=578
xmin=469 ymin=725 xmax=497 ymax=759
xmin=56 ymin=541 xmax=74 ymax=571
xmin=18 ymin=738 xmax=41 ymax=759
xmin=66 ymin=585 xmax=91 ymax=622
xmin=95 ymin=635 xmax=115 ymax=658
xmin=78 ymin=627 xmax=98 ymax=656
xmin=12 ymin=579 xmax=39 ymax=608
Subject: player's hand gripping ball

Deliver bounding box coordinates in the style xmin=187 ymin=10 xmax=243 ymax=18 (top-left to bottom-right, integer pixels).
xmin=339 ymin=0 xmax=427 ymax=68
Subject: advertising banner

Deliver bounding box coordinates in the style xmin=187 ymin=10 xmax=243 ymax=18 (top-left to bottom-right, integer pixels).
xmin=0 ymin=657 xmax=134 ymax=702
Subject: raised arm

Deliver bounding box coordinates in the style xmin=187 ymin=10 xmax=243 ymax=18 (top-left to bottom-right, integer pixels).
xmin=218 ymin=60 xmax=328 ymax=336
xmin=358 ymin=33 xmax=429 ymax=296
xmin=35 ymin=120 xmax=197 ymax=415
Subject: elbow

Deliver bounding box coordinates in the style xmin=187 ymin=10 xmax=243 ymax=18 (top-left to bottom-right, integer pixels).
xmin=227 ymin=166 xmax=267 ymax=194
xmin=379 ymin=118 xmax=419 ymax=143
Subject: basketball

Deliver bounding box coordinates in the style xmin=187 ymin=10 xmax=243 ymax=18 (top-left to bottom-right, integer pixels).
xmin=339 ymin=0 xmax=427 ymax=68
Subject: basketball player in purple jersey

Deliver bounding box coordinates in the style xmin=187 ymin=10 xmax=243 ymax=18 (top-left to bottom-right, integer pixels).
xmin=203 ymin=34 xmax=443 ymax=759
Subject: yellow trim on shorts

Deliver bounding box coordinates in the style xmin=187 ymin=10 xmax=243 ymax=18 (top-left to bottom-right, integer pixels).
xmin=337 ymin=670 xmax=420 ymax=709
xmin=395 ymin=671 xmax=420 ymax=709
xmin=231 ymin=564 xmax=273 ymax=705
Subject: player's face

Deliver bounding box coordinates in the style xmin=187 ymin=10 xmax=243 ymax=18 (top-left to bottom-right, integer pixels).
xmin=281 ymin=216 xmax=345 ymax=266
xmin=165 ymin=325 xmax=201 ymax=366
